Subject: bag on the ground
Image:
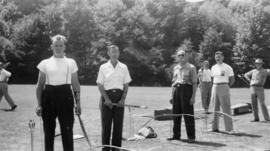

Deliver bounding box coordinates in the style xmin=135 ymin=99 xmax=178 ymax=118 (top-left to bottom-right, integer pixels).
xmin=231 ymin=103 xmax=252 ymax=115
xmin=138 ymin=126 xmax=157 ymax=138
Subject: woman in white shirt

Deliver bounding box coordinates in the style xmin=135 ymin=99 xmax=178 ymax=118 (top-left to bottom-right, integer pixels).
xmin=36 ymin=35 xmax=81 ymax=151
xmin=198 ymin=60 xmax=212 ymax=114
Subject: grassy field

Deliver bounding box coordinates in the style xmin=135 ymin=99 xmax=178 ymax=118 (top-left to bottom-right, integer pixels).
xmin=0 ymin=85 xmax=270 ymax=151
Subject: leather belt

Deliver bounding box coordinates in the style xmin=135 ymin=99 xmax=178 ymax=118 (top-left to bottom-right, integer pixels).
xmin=251 ymin=85 xmax=263 ymax=87
xmin=213 ymin=83 xmax=228 ymax=85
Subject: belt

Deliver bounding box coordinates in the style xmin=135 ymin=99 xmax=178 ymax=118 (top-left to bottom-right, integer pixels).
xmin=174 ymin=83 xmax=192 ymax=87
xmin=213 ymin=83 xmax=228 ymax=85
xmin=251 ymin=85 xmax=263 ymax=87
xmin=106 ymin=89 xmax=122 ymax=93
xmin=202 ymin=81 xmax=212 ymax=83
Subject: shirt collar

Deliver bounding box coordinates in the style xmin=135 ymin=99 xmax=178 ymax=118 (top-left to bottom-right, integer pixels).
xmin=176 ymin=62 xmax=189 ymax=70
xmin=107 ymin=60 xmax=120 ymax=68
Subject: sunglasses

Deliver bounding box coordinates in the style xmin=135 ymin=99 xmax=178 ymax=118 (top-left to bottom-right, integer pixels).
xmin=178 ymin=54 xmax=185 ymax=57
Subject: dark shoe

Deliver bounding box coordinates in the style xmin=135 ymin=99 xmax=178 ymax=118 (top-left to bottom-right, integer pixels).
xmin=167 ymin=137 xmax=180 ymax=141
xmin=250 ymin=119 xmax=259 ymax=122
xmin=187 ymin=139 xmax=196 ymax=143
xmin=11 ymin=105 xmax=17 ymax=111
xmin=5 ymin=105 xmax=17 ymax=112
xmin=207 ymin=129 xmax=219 ymax=132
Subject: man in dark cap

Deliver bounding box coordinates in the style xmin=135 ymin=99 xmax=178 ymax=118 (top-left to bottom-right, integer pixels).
xmin=210 ymin=51 xmax=235 ymax=133
xmin=244 ymin=58 xmax=270 ymax=123
xmin=0 ymin=61 xmax=17 ymax=111
xmin=168 ymin=49 xmax=197 ymax=143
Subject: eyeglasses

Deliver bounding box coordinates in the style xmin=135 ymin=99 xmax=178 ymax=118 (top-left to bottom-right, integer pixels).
xmin=178 ymin=54 xmax=185 ymax=57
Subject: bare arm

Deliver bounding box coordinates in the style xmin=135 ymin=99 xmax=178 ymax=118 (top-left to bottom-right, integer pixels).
xmin=71 ymin=72 xmax=81 ymax=115
xmin=97 ymin=83 xmax=112 ymax=108
xmin=229 ymin=76 xmax=235 ymax=87
xmin=118 ymin=83 xmax=129 ymax=107
xmin=36 ymin=71 xmax=46 ymax=116
xmin=244 ymin=71 xmax=252 ymax=81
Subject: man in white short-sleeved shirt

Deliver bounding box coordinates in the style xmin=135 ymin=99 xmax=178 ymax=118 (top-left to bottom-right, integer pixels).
xmin=198 ymin=60 xmax=212 ymax=113
xmin=97 ymin=45 xmax=131 ymax=151
xmin=0 ymin=62 xmax=17 ymax=111
xmin=210 ymin=51 xmax=235 ymax=134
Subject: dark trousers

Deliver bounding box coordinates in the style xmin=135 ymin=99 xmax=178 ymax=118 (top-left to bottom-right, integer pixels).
xmin=172 ymin=84 xmax=195 ymax=139
xmin=42 ymin=84 xmax=74 ymax=151
xmin=100 ymin=89 xmax=124 ymax=151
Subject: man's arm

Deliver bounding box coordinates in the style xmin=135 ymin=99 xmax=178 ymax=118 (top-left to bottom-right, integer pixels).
xmin=244 ymin=70 xmax=252 ymax=82
xmin=71 ymin=72 xmax=81 ymax=115
xmin=97 ymin=83 xmax=113 ymax=109
xmin=190 ymin=67 xmax=197 ymax=105
xmin=36 ymin=71 xmax=46 ymax=116
xmin=118 ymin=83 xmax=129 ymax=107
xmin=229 ymin=76 xmax=235 ymax=87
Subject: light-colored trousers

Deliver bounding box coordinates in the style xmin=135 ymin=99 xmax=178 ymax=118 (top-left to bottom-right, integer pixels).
xmin=211 ymin=84 xmax=233 ymax=131
xmin=200 ymin=82 xmax=212 ymax=110
xmin=250 ymin=86 xmax=270 ymax=121
xmin=0 ymin=82 xmax=15 ymax=107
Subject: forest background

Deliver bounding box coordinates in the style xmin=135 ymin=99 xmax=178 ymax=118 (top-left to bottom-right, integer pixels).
xmin=1 ymin=0 xmax=270 ymax=87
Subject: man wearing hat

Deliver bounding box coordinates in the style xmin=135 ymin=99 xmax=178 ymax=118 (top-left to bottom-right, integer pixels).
xmin=0 ymin=62 xmax=17 ymax=111
xmin=244 ymin=58 xmax=270 ymax=122
xmin=168 ymin=49 xmax=197 ymax=143
xmin=210 ymin=51 xmax=235 ymax=133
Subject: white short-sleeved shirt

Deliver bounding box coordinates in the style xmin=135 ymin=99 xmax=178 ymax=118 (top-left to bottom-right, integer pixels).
xmin=0 ymin=69 xmax=11 ymax=82
xmin=198 ymin=68 xmax=211 ymax=82
xmin=37 ymin=56 xmax=78 ymax=85
xmin=211 ymin=63 xmax=234 ymax=83
xmin=96 ymin=61 xmax=132 ymax=90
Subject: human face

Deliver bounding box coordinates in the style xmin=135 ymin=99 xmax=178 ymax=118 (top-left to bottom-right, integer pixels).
xmin=215 ymin=54 xmax=224 ymax=64
xmin=255 ymin=63 xmax=262 ymax=69
xmin=51 ymin=40 xmax=65 ymax=57
xmin=108 ymin=46 xmax=120 ymax=61
xmin=203 ymin=62 xmax=209 ymax=69
xmin=177 ymin=52 xmax=186 ymax=63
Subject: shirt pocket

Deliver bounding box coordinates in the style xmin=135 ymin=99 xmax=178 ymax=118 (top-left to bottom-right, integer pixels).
xmin=183 ymin=70 xmax=190 ymax=81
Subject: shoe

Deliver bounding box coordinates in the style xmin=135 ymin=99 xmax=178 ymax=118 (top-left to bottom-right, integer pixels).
xmin=167 ymin=137 xmax=180 ymax=141
xmin=250 ymin=119 xmax=259 ymax=122
xmin=207 ymin=129 xmax=219 ymax=132
xmin=187 ymin=139 xmax=196 ymax=143
xmin=226 ymin=130 xmax=238 ymax=135
xmin=261 ymin=120 xmax=270 ymax=123
xmin=11 ymin=105 xmax=17 ymax=111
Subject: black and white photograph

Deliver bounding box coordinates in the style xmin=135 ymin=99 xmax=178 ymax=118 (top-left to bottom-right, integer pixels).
xmin=0 ymin=0 xmax=270 ymax=150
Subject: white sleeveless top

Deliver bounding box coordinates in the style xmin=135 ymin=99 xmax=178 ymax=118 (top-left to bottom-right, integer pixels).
xmin=37 ymin=56 xmax=78 ymax=85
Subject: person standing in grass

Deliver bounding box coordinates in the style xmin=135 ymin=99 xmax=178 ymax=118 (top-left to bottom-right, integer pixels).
xmin=36 ymin=34 xmax=81 ymax=151
xmin=244 ymin=58 xmax=270 ymax=123
xmin=97 ymin=45 xmax=132 ymax=151
xmin=168 ymin=49 xmax=197 ymax=143
xmin=198 ymin=60 xmax=212 ymax=114
xmin=0 ymin=62 xmax=17 ymax=111
xmin=210 ymin=51 xmax=235 ymax=134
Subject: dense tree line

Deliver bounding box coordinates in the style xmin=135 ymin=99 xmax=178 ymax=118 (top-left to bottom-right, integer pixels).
xmin=0 ymin=0 xmax=270 ymax=87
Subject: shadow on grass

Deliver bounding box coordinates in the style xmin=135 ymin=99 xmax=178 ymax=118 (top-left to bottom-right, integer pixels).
xmin=211 ymin=131 xmax=262 ymax=138
xmin=0 ymin=108 xmax=14 ymax=112
xmin=180 ymin=139 xmax=227 ymax=147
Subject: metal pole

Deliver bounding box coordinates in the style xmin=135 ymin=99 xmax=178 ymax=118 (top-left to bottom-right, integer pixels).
xmin=29 ymin=120 xmax=35 ymax=151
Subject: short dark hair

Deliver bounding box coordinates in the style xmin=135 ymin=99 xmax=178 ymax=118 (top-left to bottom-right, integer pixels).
xmin=215 ymin=51 xmax=224 ymax=56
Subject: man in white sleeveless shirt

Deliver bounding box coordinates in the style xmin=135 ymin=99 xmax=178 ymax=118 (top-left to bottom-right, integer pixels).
xmin=36 ymin=35 xmax=81 ymax=151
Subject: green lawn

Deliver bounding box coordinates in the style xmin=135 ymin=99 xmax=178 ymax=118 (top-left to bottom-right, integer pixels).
xmin=0 ymin=85 xmax=270 ymax=151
